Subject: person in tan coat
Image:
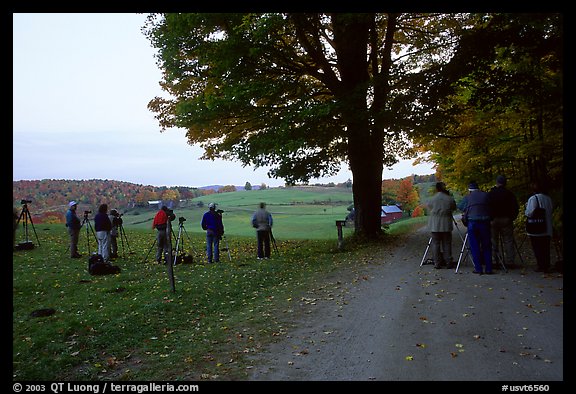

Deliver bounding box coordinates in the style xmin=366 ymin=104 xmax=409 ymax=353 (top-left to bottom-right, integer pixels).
xmin=427 ymin=182 xmax=457 ymax=269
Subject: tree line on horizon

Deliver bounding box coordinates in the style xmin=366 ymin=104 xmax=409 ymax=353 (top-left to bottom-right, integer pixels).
xmin=12 ymin=175 xmax=435 ymax=224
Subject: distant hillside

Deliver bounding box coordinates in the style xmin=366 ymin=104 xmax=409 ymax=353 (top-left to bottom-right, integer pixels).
xmin=199 ymin=184 xmax=261 ymax=191
xmin=13 ymin=175 xmax=434 ymax=224
xmin=12 ymin=179 xmax=208 ymax=223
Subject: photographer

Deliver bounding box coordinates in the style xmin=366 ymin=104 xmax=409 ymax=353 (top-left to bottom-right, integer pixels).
xmin=109 ymin=209 xmax=122 ymax=259
xmin=65 ymin=201 xmax=82 ymax=258
xmin=487 ymin=175 xmax=519 ymax=269
xmin=251 ymin=202 xmax=273 ymax=259
xmin=201 ymin=203 xmax=224 ymax=263
xmin=152 ymin=205 xmax=175 ymax=264
xmin=94 ymin=204 xmax=112 ymax=262
xmin=426 ymin=182 xmax=457 ymax=269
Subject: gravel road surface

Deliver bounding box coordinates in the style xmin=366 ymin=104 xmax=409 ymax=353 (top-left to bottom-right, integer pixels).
xmin=248 ymin=225 xmax=564 ymax=382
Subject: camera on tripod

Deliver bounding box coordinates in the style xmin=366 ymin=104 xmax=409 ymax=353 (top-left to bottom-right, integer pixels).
xmin=110 ymin=209 xmax=123 ymax=225
xmin=167 ymin=209 xmax=176 ymax=222
xmin=179 ymin=217 xmax=186 ymax=224
xmin=21 ymin=199 xmax=32 ymax=204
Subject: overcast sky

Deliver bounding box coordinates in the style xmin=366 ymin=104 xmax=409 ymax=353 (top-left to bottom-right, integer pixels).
xmin=12 ymin=13 xmax=434 ymax=188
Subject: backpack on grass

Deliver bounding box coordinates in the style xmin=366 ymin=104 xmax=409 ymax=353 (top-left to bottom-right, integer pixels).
xmin=88 ymin=254 xmax=121 ymax=275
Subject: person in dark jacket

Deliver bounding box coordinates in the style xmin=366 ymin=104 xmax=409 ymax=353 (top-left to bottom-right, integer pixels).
xmin=94 ymin=203 xmax=112 ymax=262
xmin=460 ymin=182 xmax=493 ymax=274
xmin=251 ymin=202 xmax=274 ymax=259
xmin=65 ymin=201 xmax=82 ymax=258
xmin=525 ymin=180 xmax=554 ymax=273
xmin=488 ymin=175 xmax=519 ymax=268
xmin=201 ymin=203 xmax=224 ymax=263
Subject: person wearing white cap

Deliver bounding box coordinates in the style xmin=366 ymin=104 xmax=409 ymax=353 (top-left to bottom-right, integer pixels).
xmin=65 ymin=201 xmax=82 ymax=258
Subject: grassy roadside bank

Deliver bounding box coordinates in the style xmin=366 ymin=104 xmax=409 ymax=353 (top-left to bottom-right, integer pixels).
xmin=13 ymin=218 xmax=426 ymax=381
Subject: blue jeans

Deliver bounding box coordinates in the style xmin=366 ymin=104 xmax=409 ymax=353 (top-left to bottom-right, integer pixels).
xmin=206 ymin=232 xmax=220 ymax=263
xmin=468 ymin=220 xmax=492 ymax=272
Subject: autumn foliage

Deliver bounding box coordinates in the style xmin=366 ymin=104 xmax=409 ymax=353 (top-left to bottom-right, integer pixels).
xmin=12 ymin=179 xmax=209 ymax=224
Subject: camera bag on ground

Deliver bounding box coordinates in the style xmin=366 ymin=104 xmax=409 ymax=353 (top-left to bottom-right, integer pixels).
xmin=88 ymin=254 xmax=121 ymax=275
xmin=174 ymin=252 xmax=194 ymax=265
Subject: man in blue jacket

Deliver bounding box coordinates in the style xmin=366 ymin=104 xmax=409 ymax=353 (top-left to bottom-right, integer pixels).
xmin=65 ymin=201 xmax=82 ymax=258
xmin=460 ymin=182 xmax=493 ymax=274
xmin=201 ymin=203 xmax=224 ymax=263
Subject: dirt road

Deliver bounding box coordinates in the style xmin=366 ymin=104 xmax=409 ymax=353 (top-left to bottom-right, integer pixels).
xmin=248 ymin=225 xmax=563 ymax=381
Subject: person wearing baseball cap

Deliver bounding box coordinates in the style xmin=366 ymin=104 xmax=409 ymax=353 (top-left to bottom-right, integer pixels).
xmin=65 ymin=201 xmax=82 ymax=258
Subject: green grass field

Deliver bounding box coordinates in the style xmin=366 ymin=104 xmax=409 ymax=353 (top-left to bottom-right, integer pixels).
xmin=123 ymin=187 xmax=355 ymax=240
xmin=13 ymin=187 xmax=427 ymax=381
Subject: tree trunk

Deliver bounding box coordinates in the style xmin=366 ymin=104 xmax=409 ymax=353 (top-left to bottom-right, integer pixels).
xmin=350 ymin=144 xmax=384 ymax=238
xmin=332 ymin=13 xmax=386 ymax=239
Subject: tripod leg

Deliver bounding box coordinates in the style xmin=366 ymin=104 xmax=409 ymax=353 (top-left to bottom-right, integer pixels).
xmin=498 ymin=234 xmax=508 ymax=272
xmin=26 ymin=209 xmax=41 ymax=246
xmin=173 ymin=226 xmax=183 ymax=266
xmin=513 ymin=236 xmax=526 ymax=266
xmin=143 ymin=238 xmax=157 ymax=263
xmin=119 ymin=225 xmax=132 ymax=254
xmin=456 ymin=233 xmax=469 ymax=273
xmin=182 ymin=226 xmax=195 ymax=263
xmin=85 ymin=222 xmax=92 ymax=255
xmin=420 ymin=237 xmax=432 ymax=266
xmin=225 ymin=237 xmax=232 ymax=261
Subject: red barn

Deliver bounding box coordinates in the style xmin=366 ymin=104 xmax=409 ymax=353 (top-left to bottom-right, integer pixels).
xmin=381 ymin=205 xmax=403 ymax=225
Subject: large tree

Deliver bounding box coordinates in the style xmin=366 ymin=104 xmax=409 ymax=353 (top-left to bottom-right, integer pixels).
xmin=408 ymin=13 xmax=563 ymax=196
xmin=144 ymin=13 xmax=467 ymax=238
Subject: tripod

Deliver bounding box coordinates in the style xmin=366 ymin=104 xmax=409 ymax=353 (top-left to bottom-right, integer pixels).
xmin=456 ymin=227 xmax=508 ymax=273
xmin=270 ymin=229 xmax=279 ymax=254
xmin=420 ymin=217 xmax=465 ymax=268
xmin=455 ymin=232 xmax=474 ymax=273
xmin=15 ymin=201 xmax=41 ymax=248
xmin=172 ymin=218 xmax=195 ymax=266
xmin=81 ymin=212 xmax=98 ymax=255
xmin=220 ymin=235 xmax=232 ymax=261
xmin=492 ymin=232 xmax=525 ymax=270
xmin=113 ymin=218 xmax=133 ymax=257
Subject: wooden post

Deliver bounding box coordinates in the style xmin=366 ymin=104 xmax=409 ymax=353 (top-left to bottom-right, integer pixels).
xmin=166 ymin=221 xmax=176 ymax=293
xmin=335 ymin=220 xmax=346 ymax=250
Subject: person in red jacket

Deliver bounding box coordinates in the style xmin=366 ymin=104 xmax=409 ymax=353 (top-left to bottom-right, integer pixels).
xmin=152 ymin=206 xmax=175 ymax=264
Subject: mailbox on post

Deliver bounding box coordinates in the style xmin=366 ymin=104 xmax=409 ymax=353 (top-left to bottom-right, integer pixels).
xmin=335 ymin=220 xmax=346 ymax=249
